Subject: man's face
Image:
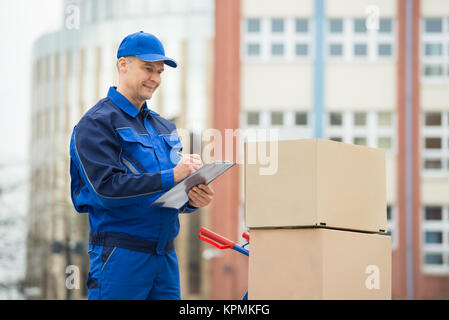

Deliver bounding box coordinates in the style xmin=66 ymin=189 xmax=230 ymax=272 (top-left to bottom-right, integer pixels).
xmin=119 ymin=57 xmax=164 ymax=102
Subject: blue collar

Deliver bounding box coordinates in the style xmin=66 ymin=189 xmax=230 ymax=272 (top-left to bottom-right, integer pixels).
xmin=107 ymin=86 xmax=145 ymax=118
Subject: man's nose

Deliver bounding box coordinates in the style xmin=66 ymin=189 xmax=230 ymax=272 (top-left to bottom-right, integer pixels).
xmin=149 ymin=73 xmax=161 ymax=84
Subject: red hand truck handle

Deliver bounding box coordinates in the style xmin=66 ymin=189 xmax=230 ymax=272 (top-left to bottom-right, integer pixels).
xmin=199 ymin=227 xmax=235 ymax=250
xmin=242 ymin=231 xmax=250 ymax=243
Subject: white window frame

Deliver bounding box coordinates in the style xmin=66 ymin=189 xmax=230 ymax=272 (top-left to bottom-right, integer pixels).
xmin=421 ymin=205 xmax=449 ymax=274
xmin=326 ymin=17 xmax=396 ymax=62
xmin=242 ymin=17 xmax=314 ymax=62
xmin=421 ymin=17 xmax=449 ymax=82
xmin=421 ymin=111 xmax=449 ymax=178
xmin=324 ymin=110 xmax=397 ymax=155
xmin=241 ymin=110 xmax=314 ymax=140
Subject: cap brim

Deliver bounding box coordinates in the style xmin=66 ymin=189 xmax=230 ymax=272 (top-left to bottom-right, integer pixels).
xmin=136 ymin=53 xmax=178 ymax=68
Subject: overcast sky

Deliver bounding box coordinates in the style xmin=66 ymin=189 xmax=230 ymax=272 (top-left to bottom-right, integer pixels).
xmin=0 ymin=0 xmax=62 ymax=164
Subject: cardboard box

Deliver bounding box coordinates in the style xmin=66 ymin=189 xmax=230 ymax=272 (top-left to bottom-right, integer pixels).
xmin=245 ymin=139 xmax=387 ymax=233
xmin=248 ymin=228 xmax=392 ymax=300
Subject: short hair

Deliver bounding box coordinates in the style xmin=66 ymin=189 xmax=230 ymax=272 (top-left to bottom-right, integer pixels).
xmin=116 ymin=56 xmax=136 ymax=73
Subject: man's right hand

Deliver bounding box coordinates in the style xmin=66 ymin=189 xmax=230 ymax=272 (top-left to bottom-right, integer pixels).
xmin=173 ymin=154 xmax=203 ymax=183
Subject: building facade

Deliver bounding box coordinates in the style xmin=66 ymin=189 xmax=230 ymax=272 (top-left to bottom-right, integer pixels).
xmin=238 ymin=0 xmax=449 ymax=299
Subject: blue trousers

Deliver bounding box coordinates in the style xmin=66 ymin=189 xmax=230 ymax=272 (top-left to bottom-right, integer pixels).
xmin=86 ymin=243 xmax=180 ymax=300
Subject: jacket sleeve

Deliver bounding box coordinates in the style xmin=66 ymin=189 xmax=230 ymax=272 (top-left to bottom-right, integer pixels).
xmin=70 ymin=114 xmax=174 ymax=209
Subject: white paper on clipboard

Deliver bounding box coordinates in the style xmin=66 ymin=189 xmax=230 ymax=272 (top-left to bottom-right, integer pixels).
xmin=150 ymin=161 xmax=236 ymax=210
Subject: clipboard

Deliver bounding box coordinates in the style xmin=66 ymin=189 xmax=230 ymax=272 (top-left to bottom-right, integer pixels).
xmin=150 ymin=161 xmax=236 ymax=210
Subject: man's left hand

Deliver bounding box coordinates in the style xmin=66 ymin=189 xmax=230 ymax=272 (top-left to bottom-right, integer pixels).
xmin=188 ymin=184 xmax=215 ymax=208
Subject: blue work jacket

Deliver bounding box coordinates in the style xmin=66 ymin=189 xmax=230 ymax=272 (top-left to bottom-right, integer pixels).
xmin=69 ymin=86 xmax=197 ymax=254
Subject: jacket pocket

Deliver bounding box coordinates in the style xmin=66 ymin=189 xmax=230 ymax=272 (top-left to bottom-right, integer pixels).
xmin=116 ymin=128 xmax=159 ymax=173
xmin=162 ymin=134 xmax=183 ymax=167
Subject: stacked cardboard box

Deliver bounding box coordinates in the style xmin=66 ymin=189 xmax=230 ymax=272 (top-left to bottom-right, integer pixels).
xmin=245 ymin=139 xmax=391 ymax=299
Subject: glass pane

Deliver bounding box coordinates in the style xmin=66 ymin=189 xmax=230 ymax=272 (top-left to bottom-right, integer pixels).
xmin=354 ymin=43 xmax=367 ymax=56
xmin=271 ymin=112 xmax=284 ymax=125
xmin=379 ymin=18 xmax=392 ymax=33
xmin=378 ymin=43 xmax=392 ymax=56
xmin=271 ymin=43 xmax=284 ymax=56
xmin=425 ymin=112 xmax=442 ymax=126
xmin=247 ymin=18 xmax=260 ymax=33
xmin=378 ymin=137 xmax=392 ymax=150
xmin=424 ymin=159 xmax=442 ymax=169
xmin=425 ymin=18 xmax=442 ymax=33
xmin=424 ymin=253 xmax=443 ymax=265
xmin=247 ymin=112 xmax=260 ymax=126
xmin=424 ymin=64 xmax=443 ymax=76
xmin=354 ymin=137 xmax=367 ymax=146
xmin=295 ymin=112 xmax=308 ymax=125
xmin=425 ymin=206 xmax=442 ymax=220
xmin=425 ymin=137 xmax=442 ymax=149
xmin=272 ymin=18 xmax=284 ymax=33
xmin=296 ymin=43 xmax=308 ymax=56
xmin=329 ymin=19 xmax=343 ymax=33
xmin=330 ymin=44 xmax=343 ymax=56
xmin=425 ymin=43 xmax=443 ymax=56
xmin=425 ymin=231 xmax=443 ymax=244
xmin=247 ymin=43 xmax=260 ymax=56
xmin=354 ymin=18 xmax=367 ymax=33
xmin=378 ymin=112 xmax=392 ymax=126
xmin=296 ymin=19 xmax=308 ymax=33
xmin=330 ymin=112 xmax=343 ymax=125
xmin=354 ymin=112 xmax=367 ymax=126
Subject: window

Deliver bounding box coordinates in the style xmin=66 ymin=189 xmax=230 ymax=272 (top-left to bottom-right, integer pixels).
xmin=330 ymin=112 xmax=343 ymax=126
xmin=379 ymin=18 xmax=392 ymax=33
xmin=247 ymin=112 xmax=260 ymax=126
xmin=329 ymin=43 xmax=343 ymax=56
xmin=354 ymin=43 xmax=368 ymax=56
xmin=378 ymin=112 xmax=392 ymax=126
xmin=295 ymin=112 xmax=307 ymax=126
xmin=327 ymin=18 xmax=395 ymax=61
xmin=325 ymin=111 xmax=396 ymax=152
xmin=295 ymin=43 xmax=308 ymax=56
xmin=354 ymin=137 xmax=367 ymax=146
xmin=421 ymin=17 xmax=449 ymax=80
xmin=354 ymin=112 xmax=367 ymax=126
xmin=329 ymin=19 xmax=343 ymax=33
xmin=425 ymin=137 xmax=442 ymax=149
xmin=422 ymin=205 xmax=449 ymax=273
xmin=271 ymin=112 xmax=284 ymax=125
xmin=242 ymin=17 xmax=313 ymax=61
xmin=425 ymin=18 xmax=443 ymax=33
xmin=354 ymin=18 xmax=367 ymax=33
xmin=247 ymin=43 xmax=260 ymax=56
xmin=296 ymin=19 xmax=308 ymax=33
xmin=378 ymin=137 xmax=392 ymax=150
xmin=271 ymin=18 xmax=284 ymax=33
xmin=271 ymin=43 xmax=284 ymax=56
xmin=422 ymin=111 xmax=449 ymax=175
xmin=425 ymin=43 xmax=443 ymax=56
xmin=247 ymin=18 xmax=260 ymax=33
xmin=378 ymin=43 xmax=392 ymax=56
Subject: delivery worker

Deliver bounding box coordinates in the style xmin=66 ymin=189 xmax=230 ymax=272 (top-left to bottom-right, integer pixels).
xmin=69 ymin=31 xmax=215 ymax=300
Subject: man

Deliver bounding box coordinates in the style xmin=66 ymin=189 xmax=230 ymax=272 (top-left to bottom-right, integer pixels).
xmin=69 ymin=31 xmax=215 ymax=300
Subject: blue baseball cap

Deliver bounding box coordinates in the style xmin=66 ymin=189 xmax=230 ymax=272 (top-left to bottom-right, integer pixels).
xmin=117 ymin=31 xmax=178 ymax=68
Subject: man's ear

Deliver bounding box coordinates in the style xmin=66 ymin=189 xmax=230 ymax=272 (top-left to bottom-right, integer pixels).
xmin=117 ymin=57 xmax=128 ymax=74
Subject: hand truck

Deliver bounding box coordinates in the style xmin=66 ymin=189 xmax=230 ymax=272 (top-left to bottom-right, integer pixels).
xmin=198 ymin=227 xmax=250 ymax=300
